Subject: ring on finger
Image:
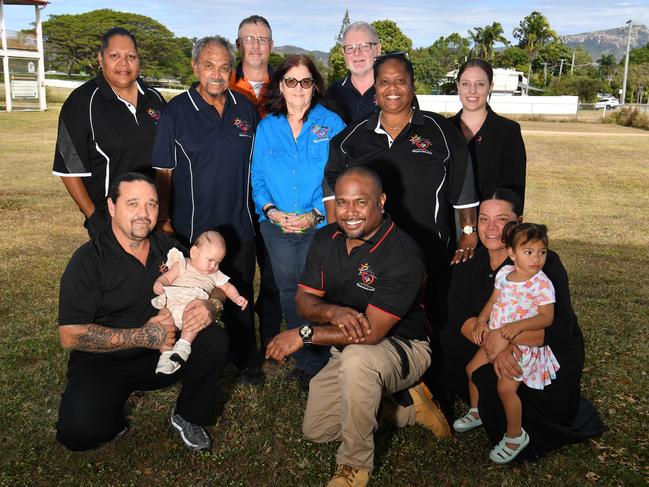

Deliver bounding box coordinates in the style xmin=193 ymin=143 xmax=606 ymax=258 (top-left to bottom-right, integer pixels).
xmin=457 ymin=249 xmax=465 ymax=253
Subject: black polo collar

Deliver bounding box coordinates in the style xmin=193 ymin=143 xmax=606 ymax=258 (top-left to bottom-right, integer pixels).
xmin=334 ymin=214 xmax=396 ymax=253
xmin=364 ymin=106 xmax=425 ymax=132
xmin=95 ymin=72 xmax=145 ymax=100
xmin=187 ymin=83 xmax=238 ymax=112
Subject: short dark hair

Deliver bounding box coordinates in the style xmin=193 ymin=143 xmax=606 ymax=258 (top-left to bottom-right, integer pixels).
xmin=264 ymin=54 xmax=325 ymax=122
xmin=100 ymin=27 xmax=138 ymax=55
xmin=484 ymin=187 xmax=523 ymax=217
xmin=237 ymin=15 xmax=272 ymax=36
xmin=456 ymin=58 xmax=494 ymax=84
xmin=373 ymin=52 xmax=415 ymax=88
xmin=502 ymin=222 xmax=549 ymax=249
xmin=107 ymin=172 xmax=155 ymax=202
xmin=335 ymin=166 xmax=383 ymax=195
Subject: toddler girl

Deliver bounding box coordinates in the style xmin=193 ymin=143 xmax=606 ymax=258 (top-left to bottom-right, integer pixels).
xmin=453 ymin=222 xmax=560 ymax=463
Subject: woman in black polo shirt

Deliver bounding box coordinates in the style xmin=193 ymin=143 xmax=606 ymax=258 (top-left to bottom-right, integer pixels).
xmin=52 ymin=27 xmax=166 ymax=238
xmin=441 ymin=188 xmax=604 ymax=459
xmin=449 ymin=59 xmax=527 ymax=210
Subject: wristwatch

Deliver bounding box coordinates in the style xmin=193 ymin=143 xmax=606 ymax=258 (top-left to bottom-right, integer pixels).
xmin=299 ymin=324 xmax=314 ymax=345
xmin=310 ymin=209 xmax=325 ymax=225
xmin=462 ymin=225 xmax=477 ymax=235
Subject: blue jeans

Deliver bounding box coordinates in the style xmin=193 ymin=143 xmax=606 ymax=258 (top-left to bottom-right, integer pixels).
xmin=260 ymin=221 xmax=330 ymax=376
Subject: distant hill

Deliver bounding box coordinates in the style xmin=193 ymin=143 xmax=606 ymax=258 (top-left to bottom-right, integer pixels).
xmin=273 ymin=45 xmax=329 ymax=66
xmin=562 ymin=23 xmax=649 ymax=61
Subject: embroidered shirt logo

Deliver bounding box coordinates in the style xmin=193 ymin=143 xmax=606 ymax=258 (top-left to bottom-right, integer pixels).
xmin=356 ymin=262 xmax=377 ymax=291
xmin=147 ymin=108 xmax=161 ymax=121
xmin=233 ymin=117 xmax=252 ymax=137
xmin=311 ymin=124 xmax=330 ymax=142
xmin=409 ymin=134 xmax=432 ymax=154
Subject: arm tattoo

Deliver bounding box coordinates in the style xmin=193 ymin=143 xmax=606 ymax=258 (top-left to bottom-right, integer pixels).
xmin=73 ymin=323 xmax=165 ymax=352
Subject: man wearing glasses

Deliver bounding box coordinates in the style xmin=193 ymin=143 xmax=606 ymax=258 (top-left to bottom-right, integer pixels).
xmin=152 ymin=37 xmax=264 ymax=385
xmin=230 ymin=15 xmax=285 ymax=361
xmin=231 ymin=15 xmax=274 ymax=116
xmin=328 ymin=22 xmax=382 ymax=124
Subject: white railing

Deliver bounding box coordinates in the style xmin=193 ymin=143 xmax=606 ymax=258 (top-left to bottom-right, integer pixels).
xmin=416 ymin=95 xmax=579 ymax=115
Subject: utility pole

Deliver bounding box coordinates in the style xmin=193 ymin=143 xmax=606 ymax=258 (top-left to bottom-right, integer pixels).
xmin=559 ymin=59 xmax=565 ymax=78
xmin=571 ymin=49 xmax=576 ymax=75
xmin=622 ymin=20 xmax=633 ymax=105
xmin=543 ymin=62 xmax=548 ymax=84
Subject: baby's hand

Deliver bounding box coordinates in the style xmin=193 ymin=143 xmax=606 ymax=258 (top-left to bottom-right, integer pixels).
xmin=473 ymin=320 xmax=489 ymax=345
xmin=500 ymin=323 xmax=521 ymax=342
xmin=234 ymin=296 xmax=248 ymax=310
xmin=153 ymin=281 xmax=165 ymax=295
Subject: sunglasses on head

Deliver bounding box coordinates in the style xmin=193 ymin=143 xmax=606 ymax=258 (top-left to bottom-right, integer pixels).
xmin=283 ymin=77 xmax=314 ymax=89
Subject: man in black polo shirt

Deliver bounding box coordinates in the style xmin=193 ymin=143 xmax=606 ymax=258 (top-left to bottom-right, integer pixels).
xmin=327 ymin=22 xmax=381 ymax=124
xmin=153 ymin=36 xmax=263 ymax=384
xmin=266 ymin=168 xmax=451 ymax=487
xmin=52 ymin=27 xmax=166 ymax=238
xmin=56 ymin=173 xmax=228 ymax=452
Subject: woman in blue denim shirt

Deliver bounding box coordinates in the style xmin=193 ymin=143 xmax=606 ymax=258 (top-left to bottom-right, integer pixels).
xmin=252 ymin=55 xmax=345 ymax=387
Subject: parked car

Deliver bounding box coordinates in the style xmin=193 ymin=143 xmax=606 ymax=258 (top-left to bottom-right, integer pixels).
xmin=595 ymin=97 xmax=620 ymax=110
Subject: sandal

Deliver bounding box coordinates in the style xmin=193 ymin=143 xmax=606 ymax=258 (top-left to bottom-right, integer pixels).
xmin=452 ymin=408 xmax=483 ymax=432
xmin=489 ymin=428 xmax=530 ymax=464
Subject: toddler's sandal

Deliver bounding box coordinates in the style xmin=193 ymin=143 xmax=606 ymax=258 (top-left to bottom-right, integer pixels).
xmin=489 ymin=428 xmax=530 ymax=464
xmin=452 ymin=408 xmax=483 ymax=432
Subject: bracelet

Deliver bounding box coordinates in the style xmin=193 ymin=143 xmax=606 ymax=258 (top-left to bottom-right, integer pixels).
xmin=263 ymin=205 xmax=277 ymax=218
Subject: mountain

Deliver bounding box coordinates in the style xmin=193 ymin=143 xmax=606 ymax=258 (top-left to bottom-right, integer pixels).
xmin=273 ymin=45 xmax=329 ymax=66
xmin=562 ymin=23 xmax=649 ymax=61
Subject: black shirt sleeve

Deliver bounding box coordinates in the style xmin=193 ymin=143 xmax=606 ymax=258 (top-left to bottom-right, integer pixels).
xmin=58 ymin=244 xmax=103 ymax=325
xmin=500 ymin=121 xmax=527 ymax=210
xmin=52 ymin=88 xmax=92 ymax=176
xmin=542 ymin=251 xmax=577 ymax=345
xmin=323 ymin=130 xmax=349 ymax=200
xmin=299 ymin=234 xmax=325 ymax=292
xmin=369 ymin=250 xmax=425 ymax=319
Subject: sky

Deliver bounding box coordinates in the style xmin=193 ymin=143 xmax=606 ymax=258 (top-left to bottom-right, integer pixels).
xmin=3 ymin=0 xmax=649 ymax=52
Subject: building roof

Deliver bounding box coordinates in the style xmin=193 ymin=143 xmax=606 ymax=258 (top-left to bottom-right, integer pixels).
xmin=3 ymin=1 xmax=49 ymax=6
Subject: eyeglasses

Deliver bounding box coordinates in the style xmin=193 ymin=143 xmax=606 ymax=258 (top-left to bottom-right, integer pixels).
xmin=240 ymin=35 xmax=271 ymax=46
xmin=283 ymin=77 xmax=314 ymax=89
xmin=342 ymin=42 xmax=378 ymax=54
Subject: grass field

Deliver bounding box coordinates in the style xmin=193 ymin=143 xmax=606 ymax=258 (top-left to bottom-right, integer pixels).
xmin=0 ymin=106 xmax=647 ymax=486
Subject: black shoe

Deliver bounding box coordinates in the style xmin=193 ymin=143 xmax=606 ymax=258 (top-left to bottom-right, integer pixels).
xmin=240 ymin=366 xmax=265 ymax=386
xmin=170 ymin=408 xmax=211 ymax=451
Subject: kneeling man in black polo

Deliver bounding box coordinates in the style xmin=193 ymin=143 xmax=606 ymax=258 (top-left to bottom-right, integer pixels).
xmin=56 ymin=172 xmax=228 ymax=452
xmin=266 ymin=167 xmax=451 ymax=487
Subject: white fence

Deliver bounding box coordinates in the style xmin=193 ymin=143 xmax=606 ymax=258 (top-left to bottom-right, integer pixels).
xmin=416 ymin=95 xmax=579 ymax=115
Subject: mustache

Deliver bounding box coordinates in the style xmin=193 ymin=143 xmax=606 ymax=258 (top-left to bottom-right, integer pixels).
xmin=132 ymin=218 xmax=152 ymax=224
xmin=207 ymin=78 xmax=225 ymax=85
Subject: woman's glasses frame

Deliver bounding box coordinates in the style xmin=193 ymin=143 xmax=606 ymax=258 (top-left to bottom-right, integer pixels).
xmin=282 ymin=77 xmax=315 ymax=89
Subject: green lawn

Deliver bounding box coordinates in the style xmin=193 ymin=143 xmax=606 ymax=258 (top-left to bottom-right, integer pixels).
xmin=0 ymin=106 xmax=647 ymax=486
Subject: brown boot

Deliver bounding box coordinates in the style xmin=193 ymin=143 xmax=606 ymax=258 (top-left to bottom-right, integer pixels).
xmin=408 ymin=381 xmax=452 ymax=438
xmin=326 ymin=464 xmax=370 ymax=487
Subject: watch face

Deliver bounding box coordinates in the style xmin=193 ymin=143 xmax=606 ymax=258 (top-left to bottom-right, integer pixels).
xmin=462 ymin=225 xmax=474 ymax=235
xmin=299 ymin=325 xmax=312 ymax=338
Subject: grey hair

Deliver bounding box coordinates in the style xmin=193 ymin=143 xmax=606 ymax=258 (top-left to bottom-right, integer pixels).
xmin=192 ymin=36 xmax=235 ymax=67
xmin=343 ymin=21 xmax=379 ymax=44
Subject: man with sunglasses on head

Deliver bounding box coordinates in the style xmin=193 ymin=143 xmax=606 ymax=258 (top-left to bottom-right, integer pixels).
xmin=327 ymin=22 xmax=382 ymax=124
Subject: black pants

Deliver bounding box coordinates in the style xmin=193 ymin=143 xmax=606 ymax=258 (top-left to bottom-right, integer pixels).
xmin=218 ymin=238 xmax=259 ymax=369
xmin=56 ymin=325 xmax=228 ymax=451
xmin=253 ymin=222 xmax=283 ymax=349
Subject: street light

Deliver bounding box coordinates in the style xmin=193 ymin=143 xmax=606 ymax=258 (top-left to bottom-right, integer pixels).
xmin=621 ymin=20 xmax=633 ymax=106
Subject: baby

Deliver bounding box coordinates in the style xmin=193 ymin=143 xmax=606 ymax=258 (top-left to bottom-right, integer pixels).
xmin=152 ymin=230 xmax=247 ymax=374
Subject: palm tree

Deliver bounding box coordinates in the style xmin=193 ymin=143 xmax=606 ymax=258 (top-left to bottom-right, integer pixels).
xmin=469 ymin=22 xmax=510 ymax=62
xmin=468 ymin=27 xmax=487 ymax=60
xmin=513 ymin=11 xmax=558 ymax=92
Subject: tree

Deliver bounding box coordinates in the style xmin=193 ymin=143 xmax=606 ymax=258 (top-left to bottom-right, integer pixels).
xmin=335 ymin=9 xmax=351 ymax=46
xmin=494 ymin=46 xmax=528 ymax=71
xmin=410 ymin=48 xmax=444 ymax=94
xmin=598 ymin=54 xmax=617 ymax=77
xmin=42 ymin=9 xmax=193 ymax=81
xmin=468 ymin=22 xmax=509 ymax=61
xmin=327 ymin=10 xmax=352 ymax=84
xmin=513 ymin=11 xmax=558 ymax=90
xmin=428 ymin=33 xmax=470 ymax=72
xmin=371 ymin=20 xmax=412 ymax=53
xmin=629 ymin=43 xmax=649 ymax=64
xmin=545 ymin=75 xmax=607 ymax=102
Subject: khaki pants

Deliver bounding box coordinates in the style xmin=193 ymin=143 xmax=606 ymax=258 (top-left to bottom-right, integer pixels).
xmin=302 ymin=339 xmax=432 ymax=470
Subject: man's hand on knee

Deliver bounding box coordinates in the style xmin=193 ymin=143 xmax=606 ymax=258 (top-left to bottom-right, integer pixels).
xmin=180 ymin=299 xmax=213 ymax=336
xmin=331 ymin=306 xmax=372 ymax=343
xmin=265 ymin=329 xmax=302 ymax=362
